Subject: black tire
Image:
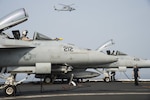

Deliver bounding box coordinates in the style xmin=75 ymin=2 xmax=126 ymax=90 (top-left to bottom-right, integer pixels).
xmin=44 ymin=77 xmax=51 ymax=84
xmin=104 ymin=77 xmax=110 ymax=83
xmin=4 ymin=85 xmax=16 ymax=96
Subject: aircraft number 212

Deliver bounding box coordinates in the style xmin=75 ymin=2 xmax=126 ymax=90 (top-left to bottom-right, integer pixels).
xmin=63 ymin=46 xmax=74 ymax=52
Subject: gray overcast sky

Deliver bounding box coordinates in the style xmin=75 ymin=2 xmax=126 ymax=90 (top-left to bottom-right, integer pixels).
xmin=0 ymin=0 xmax=150 ymax=79
xmin=1 ymin=0 xmax=150 ymax=58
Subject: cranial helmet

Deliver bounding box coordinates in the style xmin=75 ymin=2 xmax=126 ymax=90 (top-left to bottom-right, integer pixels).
xmin=22 ymin=30 xmax=28 ymax=36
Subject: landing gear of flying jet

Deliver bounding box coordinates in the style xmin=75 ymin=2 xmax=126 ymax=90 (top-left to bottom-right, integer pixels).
xmin=0 ymin=73 xmax=29 ymax=96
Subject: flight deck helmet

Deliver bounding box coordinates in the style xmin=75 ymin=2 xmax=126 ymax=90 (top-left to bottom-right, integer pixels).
xmin=22 ymin=30 xmax=28 ymax=36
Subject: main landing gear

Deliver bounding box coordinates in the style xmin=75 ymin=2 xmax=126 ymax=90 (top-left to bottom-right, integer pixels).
xmin=69 ymin=74 xmax=76 ymax=86
xmin=4 ymin=85 xmax=16 ymax=96
xmin=95 ymin=68 xmax=115 ymax=83
xmin=0 ymin=74 xmax=29 ymax=96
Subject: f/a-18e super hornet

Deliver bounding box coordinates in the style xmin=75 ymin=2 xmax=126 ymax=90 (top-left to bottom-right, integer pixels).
xmin=0 ymin=8 xmax=117 ymax=96
xmin=54 ymin=4 xmax=75 ymax=11
xmin=39 ymin=39 xmax=150 ymax=84
xmin=35 ymin=39 xmax=115 ymax=84
xmin=90 ymin=40 xmax=150 ymax=83
xmin=35 ymin=39 xmax=150 ymax=83
xmin=95 ymin=49 xmax=150 ymax=82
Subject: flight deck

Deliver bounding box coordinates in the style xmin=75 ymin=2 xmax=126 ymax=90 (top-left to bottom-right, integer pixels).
xmin=0 ymin=81 xmax=150 ymax=100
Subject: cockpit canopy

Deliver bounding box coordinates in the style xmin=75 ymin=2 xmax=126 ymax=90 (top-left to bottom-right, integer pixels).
xmin=0 ymin=8 xmax=28 ymax=32
xmin=0 ymin=8 xmax=62 ymax=41
xmin=106 ymin=50 xmax=127 ymax=56
xmin=33 ymin=32 xmax=52 ymax=40
xmin=0 ymin=30 xmax=57 ymax=41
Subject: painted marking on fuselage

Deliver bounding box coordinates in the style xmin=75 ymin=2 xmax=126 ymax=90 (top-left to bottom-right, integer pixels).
xmin=63 ymin=46 xmax=74 ymax=52
xmin=23 ymin=53 xmax=32 ymax=60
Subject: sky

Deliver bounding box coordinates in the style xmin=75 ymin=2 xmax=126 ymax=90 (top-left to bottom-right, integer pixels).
xmin=0 ymin=0 xmax=150 ymax=80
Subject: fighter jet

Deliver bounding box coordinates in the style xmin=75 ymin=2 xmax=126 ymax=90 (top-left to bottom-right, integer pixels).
xmin=34 ymin=39 xmax=115 ymax=84
xmin=38 ymin=39 xmax=150 ymax=83
xmin=95 ymin=50 xmax=150 ymax=82
xmin=0 ymin=8 xmax=117 ymax=96
xmin=54 ymin=4 xmax=75 ymax=11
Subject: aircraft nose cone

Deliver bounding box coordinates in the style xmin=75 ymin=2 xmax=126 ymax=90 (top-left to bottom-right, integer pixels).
xmin=102 ymin=55 xmax=118 ymax=64
xmin=89 ymin=52 xmax=118 ymax=65
xmin=137 ymin=60 xmax=150 ymax=68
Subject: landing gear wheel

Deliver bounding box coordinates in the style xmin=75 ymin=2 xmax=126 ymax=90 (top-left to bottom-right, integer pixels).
xmin=104 ymin=77 xmax=110 ymax=83
xmin=4 ymin=85 xmax=16 ymax=96
xmin=44 ymin=77 xmax=51 ymax=84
